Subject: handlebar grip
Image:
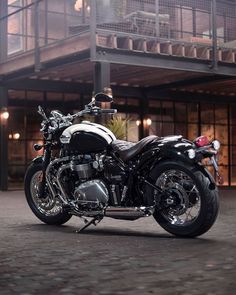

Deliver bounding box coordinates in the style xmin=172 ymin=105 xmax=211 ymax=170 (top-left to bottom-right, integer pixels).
xmin=101 ymin=109 xmax=117 ymax=114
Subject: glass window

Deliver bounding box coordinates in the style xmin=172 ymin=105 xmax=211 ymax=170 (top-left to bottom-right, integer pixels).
xmin=188 ymin=124 xmax=198 ymax=140
xmin=215 ymin=125 xmax=228 ymax=145
xmin=218 ymin=145 xmax=229 ymax=166
xmin=231 ymin=146 xmax=236 ymax=165
xmin=127 ymin=114 xmax=139 ymax=142
xmin=201 ymin=103 xmax=214 ymax=123
xmin=127 ymin=98 xmax=139 ymax=106
xmin=201 ymin=124 xmax=214 ymax=141
xmin=8 ymin=89 xmax=26 ymax=100
xmin=175 ymin=123 xmax=187 ymax=137
xmin=47 ymin=92 xmax=63 ymax=101
xmin=175 ymin=102 xmax=187 ymax=122
xmin=188 ymin=103 xmax=198 ymax=123
xmin=219 ymin=166 xmax=229 ymax=186
xmin=64 ymin=93 xmax=80 ymax=102
xmin=8 ymin=0 xmax=23 ymax=54
xmin=230 ymin=105 xmax=236 ymax=125
xmin=230 ymin=125 xmax=236 ymax=145
xmin=27 ymin=91 xmax=44 ymax=101
xmin=162 ymin=122 xmax=174 ymax=136
xmin=114 ymin=97 xmax=126 ymax=106
xmin=230 ymin=166 xmax=236 ymax=186
xmin=215 ymin=104 xmax=228 ymax=124
xmin=149 ymin=100 xmax=161 ymax=109
xmin=162 ymin=101 xmax=174 ymax=122
xmin=149 ymin=100 xmax=161 ymax=120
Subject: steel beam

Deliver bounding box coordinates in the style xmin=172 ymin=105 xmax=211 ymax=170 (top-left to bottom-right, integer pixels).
xmin=6 ymin=79 xmax=93 ymax=94
xmin=1 ymin=50 xmax=90 ymax=82
xmin=94 ymin=48 xmax=236 ymax=77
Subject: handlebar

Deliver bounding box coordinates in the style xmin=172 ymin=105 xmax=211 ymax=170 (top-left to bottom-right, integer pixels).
xmin=100 ymin=109 xmax=117 ymax=114
xmin=39 ymin=105 xmax=117 ymax=133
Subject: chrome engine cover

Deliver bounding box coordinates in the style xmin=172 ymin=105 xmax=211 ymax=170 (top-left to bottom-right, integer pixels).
xmin=74 ymin=179 xmax=109 ymax=206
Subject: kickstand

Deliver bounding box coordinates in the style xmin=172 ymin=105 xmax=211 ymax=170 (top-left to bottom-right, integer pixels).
xmin=75 ymin=216 xmax=103 ymax=233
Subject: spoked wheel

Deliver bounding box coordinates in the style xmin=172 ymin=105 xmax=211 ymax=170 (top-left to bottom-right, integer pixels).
xmin=25 ymin=162 xmax=72 ymax=225
xmin=153 ymin=161 xmax=219 ymax=237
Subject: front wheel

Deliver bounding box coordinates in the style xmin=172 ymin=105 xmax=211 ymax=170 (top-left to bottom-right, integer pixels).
xmin=24 ymin=162 xmax=72 ymax=225
xmin=152 ymin=161 xmax=219 ymax=237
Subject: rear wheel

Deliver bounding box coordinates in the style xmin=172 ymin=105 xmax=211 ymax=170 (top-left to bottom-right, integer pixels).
xmin=24 ymin=162 xmax=72 ymax=225
xmin=152 ymin=161 xmax=219 ymax=237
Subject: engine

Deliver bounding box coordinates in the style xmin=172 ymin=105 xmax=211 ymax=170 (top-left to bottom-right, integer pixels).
xmin=65 ymin=154 xmax=108 ymax=211
xmin=48 ymin=153 xmax=127 ymax=212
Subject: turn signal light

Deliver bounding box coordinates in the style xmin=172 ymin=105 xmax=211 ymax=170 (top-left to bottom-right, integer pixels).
xmin=194 ymin=136 xmax=209 ymax=147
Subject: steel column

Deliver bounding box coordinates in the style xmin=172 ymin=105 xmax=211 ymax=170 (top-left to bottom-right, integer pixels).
xmin=211 ymin=0 xmax=218 ymax=70
xmin=0 ymin=86 xmax=8 ymax=191
xmin=34 ymin=0 xmax=41 ymax=72
xmin=155 ymin=0 xmax=160 ymax=38
xmin=0 ymin=1 xmax=8 ymax=63
xmin=93 ymin=62 xmax=111 ymax=94
xmin=90 ymin=0 xmax=97 ymax=61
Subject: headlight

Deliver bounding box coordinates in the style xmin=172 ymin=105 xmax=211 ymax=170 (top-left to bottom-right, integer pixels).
xmin=212 ymin=140 xmax=220 ymax=151
xmin=188 ymin=149 xmax=196 ymax=159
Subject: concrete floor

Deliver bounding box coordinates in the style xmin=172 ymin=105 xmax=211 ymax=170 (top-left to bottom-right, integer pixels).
xmin=0 ymin=189 xmax=235 ymax=295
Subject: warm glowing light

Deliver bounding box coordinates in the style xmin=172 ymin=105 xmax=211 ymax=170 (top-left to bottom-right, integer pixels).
xmin=74 ymin=0 xmax=90 ymax=14
xmin=146 ymin=118 xmax=152 ymax=126
xmin=13 ymin=133 xmax=20 ymax=140
xmin=1 ymin=111 xmax=9 ymax=120
xmin=74 ymin=0 xmax=83 ymax=11
xmin=136 ymin=120 xmax=141 ymax=126
xmin=9 ymin=134 xmax=13 ymax=139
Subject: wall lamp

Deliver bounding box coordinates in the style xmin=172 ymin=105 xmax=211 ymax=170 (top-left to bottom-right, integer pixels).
xmin=136 ymin=118 xmax=152 ymax=126
xmin=0 ymin=108 xmax=9 ymax=121
xmin=9 ymin=133 xmax=20 ymax=140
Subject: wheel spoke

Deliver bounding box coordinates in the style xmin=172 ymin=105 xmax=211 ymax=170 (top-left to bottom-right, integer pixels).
xmin=30 ymin=171 xmax=63 ymax=217
xmin=156 ymin=169 xmax=201 ymax=226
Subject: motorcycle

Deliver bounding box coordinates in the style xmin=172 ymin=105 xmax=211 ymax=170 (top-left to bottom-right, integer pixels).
xmin=25 ymin=93 xmax=221 ymax=237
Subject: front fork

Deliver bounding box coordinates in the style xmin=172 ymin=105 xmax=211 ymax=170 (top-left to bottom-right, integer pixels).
xmin=38 ymin=144 xmax=52 ymax=199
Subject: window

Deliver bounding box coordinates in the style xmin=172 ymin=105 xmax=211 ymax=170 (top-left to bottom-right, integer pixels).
xmin=8 ymin=0 xmax=23 ymax=54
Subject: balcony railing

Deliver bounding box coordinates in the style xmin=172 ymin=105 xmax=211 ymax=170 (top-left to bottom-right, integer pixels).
xmin=0 ymin=0 xmax=236 ymax=66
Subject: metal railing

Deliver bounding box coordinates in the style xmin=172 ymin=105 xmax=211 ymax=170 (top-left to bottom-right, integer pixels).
xmin=0 ymin=0 xmax=236 ymax=65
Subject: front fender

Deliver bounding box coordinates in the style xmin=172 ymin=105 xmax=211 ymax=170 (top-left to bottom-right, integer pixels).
xmin=32 ymin=155 xmax=44 ymax=164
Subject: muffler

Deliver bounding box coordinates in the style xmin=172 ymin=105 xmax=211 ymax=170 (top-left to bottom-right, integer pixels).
xmin=105 ymin=206 xmax=154 ymax=220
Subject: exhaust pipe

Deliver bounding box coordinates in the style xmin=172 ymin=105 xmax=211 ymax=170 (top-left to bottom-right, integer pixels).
xmin=105 ymin=206 xmax=154 ymax=220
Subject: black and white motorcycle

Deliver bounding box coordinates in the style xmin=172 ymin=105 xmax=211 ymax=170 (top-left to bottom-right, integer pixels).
xmin=25 ymin=93 xmax=221 ymax=237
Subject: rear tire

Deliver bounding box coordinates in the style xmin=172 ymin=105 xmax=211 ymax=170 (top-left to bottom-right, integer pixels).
xmin=24 ymin=162 xmax=72 ymax=225
xmin=152 ymin=161 xmax=219 ymax=237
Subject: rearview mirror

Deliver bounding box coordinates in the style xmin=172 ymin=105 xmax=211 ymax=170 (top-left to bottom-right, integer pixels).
xmin=94 ymin=92 xmax=113 ymax=103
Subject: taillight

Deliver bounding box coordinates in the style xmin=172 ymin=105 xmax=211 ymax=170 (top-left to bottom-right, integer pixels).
xmin=194 ymin=135 xmax=209 ymax=147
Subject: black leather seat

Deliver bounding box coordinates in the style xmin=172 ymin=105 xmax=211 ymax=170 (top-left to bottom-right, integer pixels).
xmin=111 ymin=135 xmax=158 ymax=162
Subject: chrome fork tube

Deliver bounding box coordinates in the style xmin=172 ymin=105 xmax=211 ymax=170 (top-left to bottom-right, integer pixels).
xmin=45 ymin=156 xmax=70 ymax=204
xmin=56 ymin=164 xmax=71 ymax=203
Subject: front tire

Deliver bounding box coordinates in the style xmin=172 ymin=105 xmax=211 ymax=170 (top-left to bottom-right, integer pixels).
xmin=24 ymin=162 xmax=72 ymax=225
xmin=152 ymin=161 xmax=219 ymax=237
